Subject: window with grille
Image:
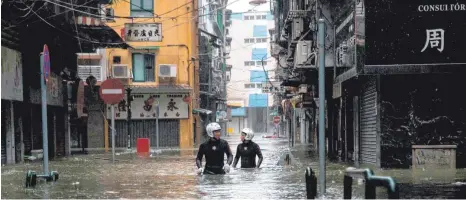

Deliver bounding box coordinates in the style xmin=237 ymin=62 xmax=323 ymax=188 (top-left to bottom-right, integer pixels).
xmin=132 ymin=53 xmax=155 ymax=82
xmin=130 ymin=0 xmax=154 ymax=17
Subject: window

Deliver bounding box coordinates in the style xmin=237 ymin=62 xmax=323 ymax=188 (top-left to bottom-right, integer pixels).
xmin=256 ymin=83 xmax=263 ymax=88
xmin=132 ymin=53 xmax=155 ymax=82
xmin=256 ymin=61 xmax=267 ymax=66
xmin=244 ymin=83 xmax=255 ymax=88
xmin=256 ymin=38 xmax=267 ymax=43
xmin=131 ymin=0 xmax=154 ymax=17
xmin=244 ymin=61 xmax=255 ymax=66
xmin=244 ymin=38 xmax=254 ymax=43
xmin=250 ymin=70 xmax=268 ymax=82
xmin=245 ymin=38 xmax=255 ymax=43
xmin=244 ymin=16 xmax=253 ymax=20
xmin=256 ymin=15 xmax=266 ymax=20
xmin=251 ymin=48 xmax=268 ymax=60
xmin=253 ymin=25 xmax=267 ymax=37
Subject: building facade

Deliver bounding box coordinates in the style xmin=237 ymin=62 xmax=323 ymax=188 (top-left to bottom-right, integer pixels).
xmin=226 ymin=0 xmax=277 ymax=135
xmin=196 ymin=0 xmax=231 ymax=144
xmin=1 ymin=0 xmax=125 ymax=164
xmin=272 ymin=0 xmax=466 ymax=169
xmin=102 ymin=0 xmax=198 ymax=149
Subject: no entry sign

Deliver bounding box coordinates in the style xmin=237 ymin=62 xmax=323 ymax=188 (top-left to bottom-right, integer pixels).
xmin=43 ymin=45 xmax=50 ymax=83
xmin=273 ymin=116 xmax=281 ymax=124
xmin=99 ymin=79 xmax=125 ymax=104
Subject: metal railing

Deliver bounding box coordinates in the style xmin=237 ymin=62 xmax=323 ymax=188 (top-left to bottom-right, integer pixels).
xmin=343 ymin=167 xmax=399 ymax=199
xmin=304 ymin=167 xmax=399 ymax=199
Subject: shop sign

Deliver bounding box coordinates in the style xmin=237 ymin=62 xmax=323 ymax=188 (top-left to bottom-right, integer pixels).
xmin=108 ymin=93 xmax=189 ymax=120
xmin=124 ymin=23 xmax=162 ymax=42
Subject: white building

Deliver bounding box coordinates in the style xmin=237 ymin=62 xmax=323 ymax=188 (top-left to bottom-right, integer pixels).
xmin=226 ymin=0 xmax=276 ymax=134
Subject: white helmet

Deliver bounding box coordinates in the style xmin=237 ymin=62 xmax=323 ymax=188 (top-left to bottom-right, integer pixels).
xmin=241 ymin=128 xmax=254 ymax=141
xmin=206 ymin=122 xmax=222 ymax=137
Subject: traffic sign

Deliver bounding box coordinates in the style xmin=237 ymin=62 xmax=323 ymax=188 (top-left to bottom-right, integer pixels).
xmin=43 ymin=45 xmax=50 ymax=83
xmin=273 ymin=116 xmax=281 ymax=124
xmin=99 ymin=79 xmax=125 ymax=105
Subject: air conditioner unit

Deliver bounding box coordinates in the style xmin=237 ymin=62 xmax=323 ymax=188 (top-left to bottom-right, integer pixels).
xmin=158 ymin=64 xmax=177 ymax=78
xmin=298 ymin=84 xmax=308 ymax=94
xmin=112 ymin=64 xmax=130 ymax=78
xmin=100 ymin=5 xmax=115 ymax=21
xmin=295 ymin=40 xmax=314 ymax=68
xmin=292 ymin=18 xmax=304 ymax=40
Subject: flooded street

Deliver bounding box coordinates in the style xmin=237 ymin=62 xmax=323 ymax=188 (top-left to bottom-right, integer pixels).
xmin=2 ymin=135 xmax=308 ymax=199
xmin=2 ymin=135 xmax=466 ymax=199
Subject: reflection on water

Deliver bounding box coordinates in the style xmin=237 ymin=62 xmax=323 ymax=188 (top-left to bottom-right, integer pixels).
xmin=2 ymin=135 xmax=466 ymax=199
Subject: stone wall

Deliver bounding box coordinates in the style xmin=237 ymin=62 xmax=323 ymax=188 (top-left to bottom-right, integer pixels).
xmin=380 ymin=74 xmax=466 ymax=168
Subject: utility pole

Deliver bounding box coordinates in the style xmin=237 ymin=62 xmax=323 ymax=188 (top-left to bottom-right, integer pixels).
xmin=126 ymin=87 xmax=132 ymax=150
xmin=221 ymin=1 xmax=227 ymax=134
xmin=318 ymin=18 xmax=327 ymax=195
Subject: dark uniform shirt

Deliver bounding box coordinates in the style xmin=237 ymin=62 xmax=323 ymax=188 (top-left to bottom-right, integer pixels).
xmin=196 ymin=139 xmax=233 ymax=174
xmin=234 ymin=141 xmax=263 ymax=168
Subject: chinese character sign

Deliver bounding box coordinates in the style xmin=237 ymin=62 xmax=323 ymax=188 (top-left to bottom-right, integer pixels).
xmin=124 ymin=23 xmax=162 ymax=42
xmin=365 ymin=0 xmax=466 ymax=65
xmin=421 ymin=29 xmax=445 ymax=52
xmin=107 ymin=93 xmax=189 ymax=120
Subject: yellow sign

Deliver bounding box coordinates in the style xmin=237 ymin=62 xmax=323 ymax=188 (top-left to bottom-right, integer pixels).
xmin=227 ymin=128 xmax=233 ymax=134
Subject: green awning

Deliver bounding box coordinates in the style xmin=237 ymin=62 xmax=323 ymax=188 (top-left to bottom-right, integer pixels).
xmin=193 ymin=108 xmax=213 ymax=115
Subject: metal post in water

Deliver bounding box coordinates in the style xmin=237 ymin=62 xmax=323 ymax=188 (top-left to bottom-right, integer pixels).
xmin=156 ymin=104 xmax=160 ymax=149
xmin=40 ymin=54 xmax=49 ymax=176
xmin=318 ymin=18 xmax=326 ymax=195
xmin=111 ymin=105 xmax=115 ymax=164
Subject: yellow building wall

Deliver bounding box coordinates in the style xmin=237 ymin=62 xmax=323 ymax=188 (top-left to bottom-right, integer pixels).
xmin=105 ymin=0 xmax=195 ymax=149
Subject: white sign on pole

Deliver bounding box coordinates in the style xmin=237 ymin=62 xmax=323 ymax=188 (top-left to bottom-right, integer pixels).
xmin=124 ymin=23 xmax=162 ymax=42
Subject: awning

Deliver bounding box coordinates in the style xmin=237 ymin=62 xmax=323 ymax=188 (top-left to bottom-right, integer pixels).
xmin=130 ymin=84 xmax=192 ymax=93
xmin=74 ymin=16 xmax=129 ymax=49
xmin=193 ymin=108 xmax=213 ymax=115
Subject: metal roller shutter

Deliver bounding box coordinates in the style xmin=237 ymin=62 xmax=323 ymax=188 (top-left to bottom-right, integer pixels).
xmin=360 ymin=77 xmax=378 ymax=165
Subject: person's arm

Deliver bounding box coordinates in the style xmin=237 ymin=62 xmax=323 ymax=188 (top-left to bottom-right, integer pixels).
xmin=233 ymin=145 xmax=241 ymax=168
xmin=255 ymin=143 xmax=263 ymax=168
xmin=224 ymin=141 xmax=233 ymax=165
xmin=196 ymin=144 xmax=204 ymax=169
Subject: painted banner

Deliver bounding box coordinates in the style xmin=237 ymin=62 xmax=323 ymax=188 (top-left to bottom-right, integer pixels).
xmin=107 ymin=93 xmax=189 ymax=120
xmin=1 ymin=46 xmax=23 ymax=101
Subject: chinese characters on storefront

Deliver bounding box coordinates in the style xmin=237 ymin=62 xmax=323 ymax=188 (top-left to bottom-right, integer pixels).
xmin=107 ymin=93 xmax=189 ymax=120
xmin=124 ymin=23 xmax=162 ymax=42
xmin=365 ymin=0 xmax=466 ymax=65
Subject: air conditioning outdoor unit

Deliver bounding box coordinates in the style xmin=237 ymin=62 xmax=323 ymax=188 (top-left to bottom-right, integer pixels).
xmin=100 ymin=5 xmax=115 ymax=22
xmin=295 ymin=40 xmax=314 ymax=68
xmin=158 ymin=64 xmax=177 ymax=78
xmin=292 ymin=18 xmax=304 ymax=40
xmin=112 ymin=64 xmax=130 ymax=78
xmin=298 ymin=84 xmax=308 ymax=94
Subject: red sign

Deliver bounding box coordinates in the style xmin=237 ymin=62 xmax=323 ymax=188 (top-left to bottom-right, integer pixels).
xmin=273 ymin=116 xmax=281 ymax=124
xmin=43 ymin=45 xmax=50 ymax=83
xmin=99 ymin=79 xmax=125 ymax=105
